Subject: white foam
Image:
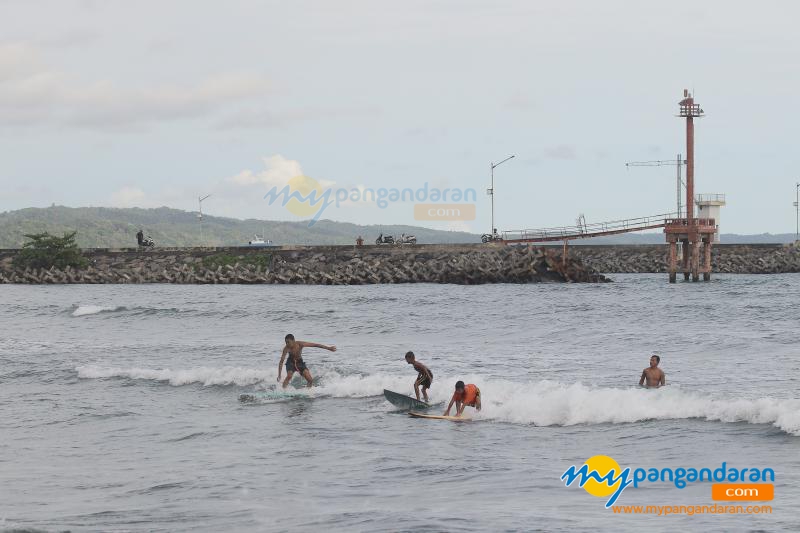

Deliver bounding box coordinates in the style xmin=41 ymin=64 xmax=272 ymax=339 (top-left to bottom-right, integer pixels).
xmin=314 ymin=370 xmax=409 ymax=398
xmin=71 ymin=305 xmax=124 ymax=317
xmin=472 ymin=379 xmax=800 ymax=436
xmin=76 ymin=365 xmax=411 ymax=394
xmin=74 ymin=366 xmax=800 ymax=436
xmin=76 ymin=365 xmax=273 ymax=386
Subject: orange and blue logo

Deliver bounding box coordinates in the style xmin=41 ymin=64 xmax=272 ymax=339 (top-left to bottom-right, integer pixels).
xmin=263 ymin=177 xmax=477 ymax=227
xmin=561 ymin=456 xmax=775 ymax=508
xmin=561 ymin=455 xmax=632 ymax=507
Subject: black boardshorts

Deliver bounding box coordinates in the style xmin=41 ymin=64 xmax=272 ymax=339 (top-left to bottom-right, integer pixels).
xmin=286 ymin=358 xmax=308 ymax=373
xmin=416 ymin=371 xmax=433 ymax=388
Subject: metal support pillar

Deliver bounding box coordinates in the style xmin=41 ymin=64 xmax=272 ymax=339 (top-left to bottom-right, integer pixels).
xmin=668 ymin=239 xmax=677 ymax=283
xmin=682 ymin=239 xmax=690 ymax=281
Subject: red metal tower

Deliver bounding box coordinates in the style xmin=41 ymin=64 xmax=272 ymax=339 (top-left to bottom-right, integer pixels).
xmin=664 ymin=90 xmax=717 ymax=282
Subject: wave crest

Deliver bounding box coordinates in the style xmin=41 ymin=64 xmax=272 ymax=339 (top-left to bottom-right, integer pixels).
xmin=76 ymin=365 xmax=273 ymax=386
xmin=71 ymin=305 xmax=127 ymax=317
xmin=74 ymin=367 xmax=800 ymax=435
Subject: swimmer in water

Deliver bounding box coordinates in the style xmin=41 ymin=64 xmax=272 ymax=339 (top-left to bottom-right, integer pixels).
xmin=639 ymin=354 xmax=665 ymax=388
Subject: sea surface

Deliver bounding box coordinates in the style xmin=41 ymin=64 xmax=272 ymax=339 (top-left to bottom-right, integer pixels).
xmin=1 ymin=274 xmax=799 ymax=532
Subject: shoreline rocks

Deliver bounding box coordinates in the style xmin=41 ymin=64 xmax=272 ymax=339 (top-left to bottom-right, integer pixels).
xmin=564 ymin=243 xmax=800 ymax=274
xmin=2 ymin=243 xmax=798 ymax=285
xmin=0 ymin=245 xmax=609 ymax=285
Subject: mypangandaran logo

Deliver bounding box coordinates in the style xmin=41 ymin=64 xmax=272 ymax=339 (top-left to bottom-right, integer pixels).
xmin=280 ymin=175 xmax=326 ymax=218
xmin=263 ymin=176 xmax=477 ymax=227
xmin=561 ymin=456 xmax=775 ymax=508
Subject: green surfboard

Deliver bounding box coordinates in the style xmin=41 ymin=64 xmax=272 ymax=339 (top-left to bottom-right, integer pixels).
xmin=239 ymin=390 xmax=309 ymax=403
xmin=383 ymin=389 xmax=432 ymax=411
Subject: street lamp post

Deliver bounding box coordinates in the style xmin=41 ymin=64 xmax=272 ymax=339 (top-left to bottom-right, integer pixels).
xmin=487 ymin=155 xmax=515 ymax=235
xmin=198 ymin=194 xmax=211 ymax=247
xmin=794 ymin=182 xmax=799 ymax=242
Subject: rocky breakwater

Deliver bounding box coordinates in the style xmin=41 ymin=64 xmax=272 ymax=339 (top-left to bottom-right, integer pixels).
xmin=0 ymin=245 xmax=609 ymax=285
xmin=564 ymin=243 xmax=800 ymax=274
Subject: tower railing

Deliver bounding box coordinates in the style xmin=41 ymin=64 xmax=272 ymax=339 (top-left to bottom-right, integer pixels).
xmin=664 ymin=217 xmax=716 ymax=227
xmin=503 ymin=212 xmax=679 ymax=242
xmin=695 ymin=193 xmax=726 ymax=203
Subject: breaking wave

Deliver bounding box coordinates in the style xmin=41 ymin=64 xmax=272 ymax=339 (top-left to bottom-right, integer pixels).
xmin=76 ymin=364 xmax=410 ymax=393
xmin=71 ymin=305 xmax=127 ymax=317
xmin=76 ymin=365 xmax=274 ymax=386
xmin=74 ymin=366 xmax=800 ymax=435
xmin=473 ymin=379 xmax=800 ymax=437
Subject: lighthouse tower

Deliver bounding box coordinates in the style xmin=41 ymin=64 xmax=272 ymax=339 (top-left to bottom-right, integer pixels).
xmin=664 ymin=90 xmax=719 ymax=282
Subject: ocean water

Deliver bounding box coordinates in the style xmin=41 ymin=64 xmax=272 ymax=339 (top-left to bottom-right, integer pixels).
xmin=1 ymin=274 xmax=799 ymax=532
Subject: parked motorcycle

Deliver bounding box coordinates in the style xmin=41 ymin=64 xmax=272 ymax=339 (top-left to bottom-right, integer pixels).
xmin=396 ymin=233 xmax=417 ymax=245
xmin=375 ymin=233 xmax=395 ymax=245
xmin=481 ymin=231 xmax=502 ymax=244
xmin=140 ymin=236 xmax=155 ymax=248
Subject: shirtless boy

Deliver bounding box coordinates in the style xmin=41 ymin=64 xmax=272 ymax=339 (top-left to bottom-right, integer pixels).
xmin=277 ymin=334 xmax=336 ymax=388
xmin=639 ymin=354 xmax=666 ymax=388
xmin=404 ymin=351 xmax=433 ymax=402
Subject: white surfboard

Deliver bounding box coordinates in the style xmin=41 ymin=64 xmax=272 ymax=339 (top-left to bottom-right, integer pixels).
xmin=408 ymin=411 xmax=471 ymax=421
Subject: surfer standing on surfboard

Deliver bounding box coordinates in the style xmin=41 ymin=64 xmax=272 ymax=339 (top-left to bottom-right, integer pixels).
xmin=277 ymin=334 xmax=337 ymax=389
xmin=639 ymin=354 xmax=666 ymax=388
xmin=444 ymin=381 xmax=481 ymax=417
xmin=405 ymin=351 xmax=433 ymax=402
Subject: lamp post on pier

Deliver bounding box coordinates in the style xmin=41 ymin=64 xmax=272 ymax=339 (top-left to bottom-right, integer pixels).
xmin=794 ymin=182 xmax=799 ymax=242
xmin=487 ymin=155 xmax=515 ymax=236
xmin=198 ymin=194 xmax=211 ymax=247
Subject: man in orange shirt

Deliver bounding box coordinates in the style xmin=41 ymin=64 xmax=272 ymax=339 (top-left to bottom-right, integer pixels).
xmin=444 ymin=380 xmax=481 ymax=417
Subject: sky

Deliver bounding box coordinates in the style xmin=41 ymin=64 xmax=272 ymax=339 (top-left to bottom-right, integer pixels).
xmin=1 ymin=0 xmax=799 ymax=234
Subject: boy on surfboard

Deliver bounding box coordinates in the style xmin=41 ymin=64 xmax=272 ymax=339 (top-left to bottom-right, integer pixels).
xmin=405 ymin=351 xmax=433 ymax=402
xmin=444 ymin=381 xmax=481 ymax=417
xmin=639 ymin=354 xmax=666 ymax=388
xmin=277 ymin=334 xmax=336 ymax=388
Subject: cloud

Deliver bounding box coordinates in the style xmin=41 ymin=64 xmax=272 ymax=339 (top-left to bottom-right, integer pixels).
xmin=335 ymin=185 xmax=377 ymax=209
xmin=227 ymin=155 xmax=336 ymax=189
xmin=0 ymin=42 xmax=42 ymax=82
xmin=228 ymin=155 xmax=306 ymax=187
xmin=38 ymin=29 xmax=100 ymax=49
xmin=0 ymin=42 xmax=271 ymax=131
xmin=214 ymin=104 xmax=380 ymax=130
xmin=505 ymin=91 xmax=537 ymax=110
xmin=215 ymin=109 xmax=283 ymax=130
xmin=110 ymin=187 xmax=147 ymax=207
xmin=101 ymin=156 xmax=334 ymax=220
xmin=543 ymin=144 xmax=578 ymax=160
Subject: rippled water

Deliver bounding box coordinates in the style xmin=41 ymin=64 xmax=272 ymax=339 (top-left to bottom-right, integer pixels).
xmin=1 ymin=275 xmax=799 ymax=532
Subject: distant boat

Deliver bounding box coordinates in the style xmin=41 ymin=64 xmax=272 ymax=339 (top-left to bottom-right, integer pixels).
xmin=247 ymin=235 xmax=276 ymax=247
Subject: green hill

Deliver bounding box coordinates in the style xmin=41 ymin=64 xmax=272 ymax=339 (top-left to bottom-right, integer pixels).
xmin=0 ymin=206 xmax=480 ymax=248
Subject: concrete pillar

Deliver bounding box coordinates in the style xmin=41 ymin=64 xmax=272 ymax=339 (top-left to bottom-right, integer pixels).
xmin=668 ymin=240 xmax=677 ymax=283
xmin=703 ymin=238 xmax=712 ymax=281
xmin=691 ymin=240 xmax=700 ymax=282
xmin=682 ymin=239 xmax=690 ymax=281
